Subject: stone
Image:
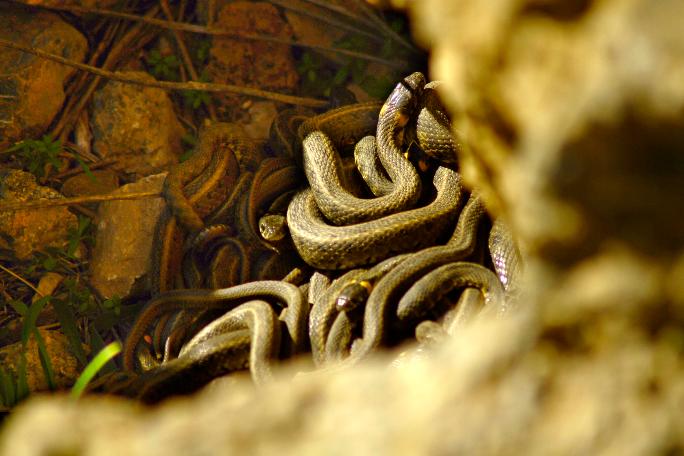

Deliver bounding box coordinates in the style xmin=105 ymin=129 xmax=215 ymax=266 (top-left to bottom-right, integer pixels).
xmin=283 ymin=0 xmax=347 ymax=62
xmin=89 ymin=173 xmax=166 ymax=300
xmin=0 ymin=327 xmax=81 ymax=393
xmin=406 ymin=0 xmax=684 ymax=259
xmin=32 ymin=272 xmax=64 ymax=303
xmin=0 ymin=169 xmax=77 ymax=259
xmin=0 ymin=3 xmax=88 ymax=149
xmin=206 ymin=1 xmax=299 ymax=111
xmin=21 ymin=0 xmax=119 ymax=7
xmin=241 ymin=101 xmax=279 ymax=142
xmin=60 ymin=170 xmax=120 ymax=198
xmin=2 ymin=1 xmax=684 ymax=454
xmin=90 ymin=72 xmax=183 ymax=177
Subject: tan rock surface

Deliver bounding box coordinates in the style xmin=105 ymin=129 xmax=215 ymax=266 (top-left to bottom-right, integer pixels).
xmin=0 ymin=3 xmax=87 ymax=148
xmin=60 ymin=170 xmax=120 ymax=198
xmin=89 ymin=173 xmax=166 ymax=299
xmin=0 ymin=327 xmax=81 ymax=393
xmin=0 ymin=170 xmax=77 ymax=259
xmin=2 ymin=1 xmax=684 ymax=454
xmin=207 ymin=1 xmax=299 ymax=111
xmin=90 ymin=72 xmax=183 ymax=176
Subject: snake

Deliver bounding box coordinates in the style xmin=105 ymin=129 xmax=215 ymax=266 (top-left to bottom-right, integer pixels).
xmin=179 ymin=300 xmax=281 ymax=384
xmin=286 ymin=72 xmax=470 ymax=270
xmin=247 ymin=157 xmax=302 ymax=249
xmin=341 ymin=193 xmax=484 ymax=364
xmin=298 ymin=73 xmax=425 ymax=226
xmin=335 ymin=253 xmax=411 ymax=312
xmin=353 ymin=135 xmax=394 ymax=197
xmin=287 ymin=165 xmax=462 ymax=270
xmin=412 ymin=81 xmax=461 ymax=166
xmin=488 ymin=218 xmax=522 ymax=293
xmin=297 ymin=101 xmax=381 ymax=153
xmin=308 ymin=268 xmax=367 ymax=366
xmin=443 ymin=287 xmax=484 ymax=334
xmin=152 ymin=123 xmax=244 ymax=294
xmin=134 ymin=329 xmax=252 ymax=404
xmin=118 ymin=71 xmax=527 ymax=399
xmin=324 ymin=310 xmax=356 ymax=363
xmin=162 ymin=122 xmax=242 ymax=233
xmin=301 ymin=130 xmax=420 ymax=225
xmin=123 ymin=281 xmax=307 ymax=371
xmin=396 ymin=262 xmax=506 ymax=321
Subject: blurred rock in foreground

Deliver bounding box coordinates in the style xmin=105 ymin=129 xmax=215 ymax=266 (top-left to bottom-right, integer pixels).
xmin=2 ymin=0 xmax=684 ymax=454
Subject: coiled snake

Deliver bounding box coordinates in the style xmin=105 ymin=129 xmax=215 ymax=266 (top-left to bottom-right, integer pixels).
xmin=113 ymin=72 xmax=523 ymax=400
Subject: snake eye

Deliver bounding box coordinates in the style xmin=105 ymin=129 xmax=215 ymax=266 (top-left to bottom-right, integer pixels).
xmin=336 ymin=281 xmax=372 ymax=311
xmin=335 ymin=295 xmax=353 ymax=311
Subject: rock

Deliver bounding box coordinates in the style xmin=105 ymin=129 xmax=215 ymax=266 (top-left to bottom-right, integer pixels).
xmin=89 ymin=173 xmax=166 ymax=300
xmin=283 ymin=0 xmax=347 ymax=62
xmin=0 ymin=3 xmax=88 ymax=149
xmin=241 ymin=101 xmax=279 ymax=142
xmin=0 ymin=327 xmax=81 ymax=393
xmin=2 ymin=1 xmax=684 ymax=454
xmin=206 ymin=1 xmax=299 ymax=111
xmin=0 ymin=169 xmax=77 ymax=259
xmin=406 ymin=0 xmax=684 ymax=260
xmin=60 ymin=170 xmax=120 ymax=197
xmin=90 ymin=72 xmax=183 ymax=177
xmin=3 ymin=313 xmax=683 ymax=455
xmin=21 ymin=0 xmax=119 ymax=8
xmin=32 ymin=272 xmax=64 ymax=303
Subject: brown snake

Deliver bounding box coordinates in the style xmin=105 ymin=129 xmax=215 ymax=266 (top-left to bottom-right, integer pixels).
xmin=117 ymin=71 xmax=524 ymax=398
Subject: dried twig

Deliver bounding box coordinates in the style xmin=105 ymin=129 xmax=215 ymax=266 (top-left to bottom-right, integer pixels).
xmin=299 ymin=0 xmax=378 ymax=31
xmin=0 ymin=264 xmax=43 ymax=297
xmin=22 ymin=2 xmax=405 ymax=68
xmin=52 ymin=6 xmax=158 ymax=140
xmin=352 ymin=0 xmax=419 ymax=54
xmin=160 ymin=0 xmax=217 ymax=120
xmin=51 ymin=158 xmax=118 ymax=180
xmin=0 ymin=191 xmax=162 ymax=213
xmin=267 ymin=0 xmax=380 ymax=43
xmin=0 ymin=38 xmax=328 ymax=108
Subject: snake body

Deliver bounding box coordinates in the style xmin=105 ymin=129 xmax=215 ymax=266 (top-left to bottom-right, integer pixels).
xmin=443 ymin=288 xmax=484 ymax=334
xmin=344 ymin=193 xmax=484 ymax=363
xmin=135 ymin=330 xmax=252 ymax=403
xmin=414 ymin=81 xmax=460 ymax=165
xmin=287 ymin=166 xmax=462 ymax=270
xmin=123 ymin=281 xmax=306 ymax=371
xmin=180 ymin=300 xmax=281 ymax=384
xmin=354 ymin=135 xmax=394 ymax=196
xmin=163 ymin=123 xmax=242 ymax=233
xmin=396 ymin=262 xmax=506 ymax=321
xmin=302 ymin=130 xmax=420 ymax=225
xmin=118 ymin=71 xmax=527 ymax=399
xmin=297 ymin=101 xmax=381 ymax=152
xmin=309 ymin=269 xmax=366 ymax=366
xmin=488 ymin=218 xmax=522 ymax=292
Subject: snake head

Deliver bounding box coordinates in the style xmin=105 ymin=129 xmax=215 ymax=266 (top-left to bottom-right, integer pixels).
xmin=381 ymin=72 xmax=426 ymax=129
xmin=336 ymin=279 xmax=373 ymax=312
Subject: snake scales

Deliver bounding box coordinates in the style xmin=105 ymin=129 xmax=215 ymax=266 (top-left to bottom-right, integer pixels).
xmin=106 ymin=72 xmax=523 ymax=401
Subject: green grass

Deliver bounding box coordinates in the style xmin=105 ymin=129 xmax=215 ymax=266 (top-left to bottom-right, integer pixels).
xmin=0 ymin=214 xmax=125 ymax=409
xmin=5 ymin=134 xmax=62 ymax=178
xmin=70 ymin=341 xmax=121 ymax=400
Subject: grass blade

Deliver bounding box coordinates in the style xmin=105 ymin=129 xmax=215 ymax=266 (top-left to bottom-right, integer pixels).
xmin=70 ymin=341 xmax=121 ymax=400
xmin=15 ymin=352 xmax=29 ymax=402
xmin=21 ymin=296 xmax=51 ymax=346
xmin=32 ymin=329 xmax=56 ymax=391
xmin=52 ymin=298 xmax=87 ymax=366
xmin=6 ymin=299 xmax=28 ymax=317
xmin=0 ymin=366 xmax=16 ymax=408
xmin=88 ymin=327 xmax=117 ymax=374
